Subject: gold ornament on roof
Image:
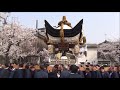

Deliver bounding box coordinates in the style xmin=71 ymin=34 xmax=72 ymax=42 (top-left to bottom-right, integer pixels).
xmin=58 ymin=16 xmax=72 ymax=28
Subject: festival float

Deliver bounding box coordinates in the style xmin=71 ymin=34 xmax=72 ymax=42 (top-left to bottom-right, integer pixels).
xmin=37 ymin=16 xmax=87 ymax=65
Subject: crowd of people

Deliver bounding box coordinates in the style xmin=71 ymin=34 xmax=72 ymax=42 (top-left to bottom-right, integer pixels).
xmin=0 ymin=62 xmax=120 ymax=78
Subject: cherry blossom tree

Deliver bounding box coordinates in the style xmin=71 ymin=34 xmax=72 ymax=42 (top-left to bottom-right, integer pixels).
xmin=0 ymin=23 xmax=47 ymax=64
xmin=97 ymin=40 xmax=120 ymax=64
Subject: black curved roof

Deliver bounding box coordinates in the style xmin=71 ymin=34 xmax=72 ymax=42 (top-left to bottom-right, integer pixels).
xmin=45 ymin=19 xmax=83 ymax=37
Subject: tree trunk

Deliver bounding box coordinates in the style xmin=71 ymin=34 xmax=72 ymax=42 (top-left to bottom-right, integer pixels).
xmin=4 ymin=42 xmax=13 ymax=64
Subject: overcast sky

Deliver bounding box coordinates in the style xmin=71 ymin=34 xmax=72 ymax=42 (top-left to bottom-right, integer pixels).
xmin=8 ymin=12 xmax=119 ymax=44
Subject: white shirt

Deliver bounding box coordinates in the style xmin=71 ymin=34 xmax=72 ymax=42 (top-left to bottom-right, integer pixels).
xmin=57 ymin=73 xmax=60 ymax=78
xmin=5 ymin=67 xmax=9 ymax=69
xmin=12 ymin=68 xmax=16 ymax=71
xmin=19 ymin=68 xmax=23 ymax=69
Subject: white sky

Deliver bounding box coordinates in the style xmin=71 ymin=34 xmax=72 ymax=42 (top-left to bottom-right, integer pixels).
xmin=8 ymin=12 xmax=120 ymax=44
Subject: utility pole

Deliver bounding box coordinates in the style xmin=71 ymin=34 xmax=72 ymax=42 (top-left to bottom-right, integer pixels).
xmin=119 ymin=12 xmax=120 ymax=50
xmin=36 ymin=20 xmax=38 ymax=29
xmin=0 ymin=12 xmax=10 ymax=31
xmin=119 ymin=13 xmax=120 ymax=63
xmin=105 ymin=33 xmax=107 ymax=41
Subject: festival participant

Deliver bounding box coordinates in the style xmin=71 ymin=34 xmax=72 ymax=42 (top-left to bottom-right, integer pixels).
xmin=47 ymin=65 xmax=53 ymax=73
xmin=96 ymin=65 xmax=102 ymax=78
xmin=34 ymin=64 xmax=48 ymax=78
xmin=91 ymin=66 xmax=102 ymax=78
xmin=117 ymin=66 xmax=120 ymax=78
xmin=78 ymin=65 xmax=85 ymax=78
xmin=13 ymin=63 xmax=25 ymax=78
xmin=99 ymin=66 xmax=110 ymax=78
xmin=109 ymin=67 xmax=119 ymax=78
xmin=48 ymin=64 xmax=58 ymax=78
xmin=9 ymin=63 xmax=17 ymax=78
xmin=0 ymin=63 xmax=10 ymax=78
xmin=0 ymin=64 xmax=3 ymax=76
xmin=69 ymin=65 xmax=82 ymax=78
xmin=24 ymin=64 xmax=32 ymax=78
xmin=30 ymin=66 xmax=35 ymax=78
xmin=59 ymin=64 xmax=70 ymax=78
xmin=84 ymin=68 xmax=91 ymax=78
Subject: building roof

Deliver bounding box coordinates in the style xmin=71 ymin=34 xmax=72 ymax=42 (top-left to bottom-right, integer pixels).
xmin=45 ymin=19 xmax=83 ymax=37
xmin=87 ymin=44 xmax=98 ymax=48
